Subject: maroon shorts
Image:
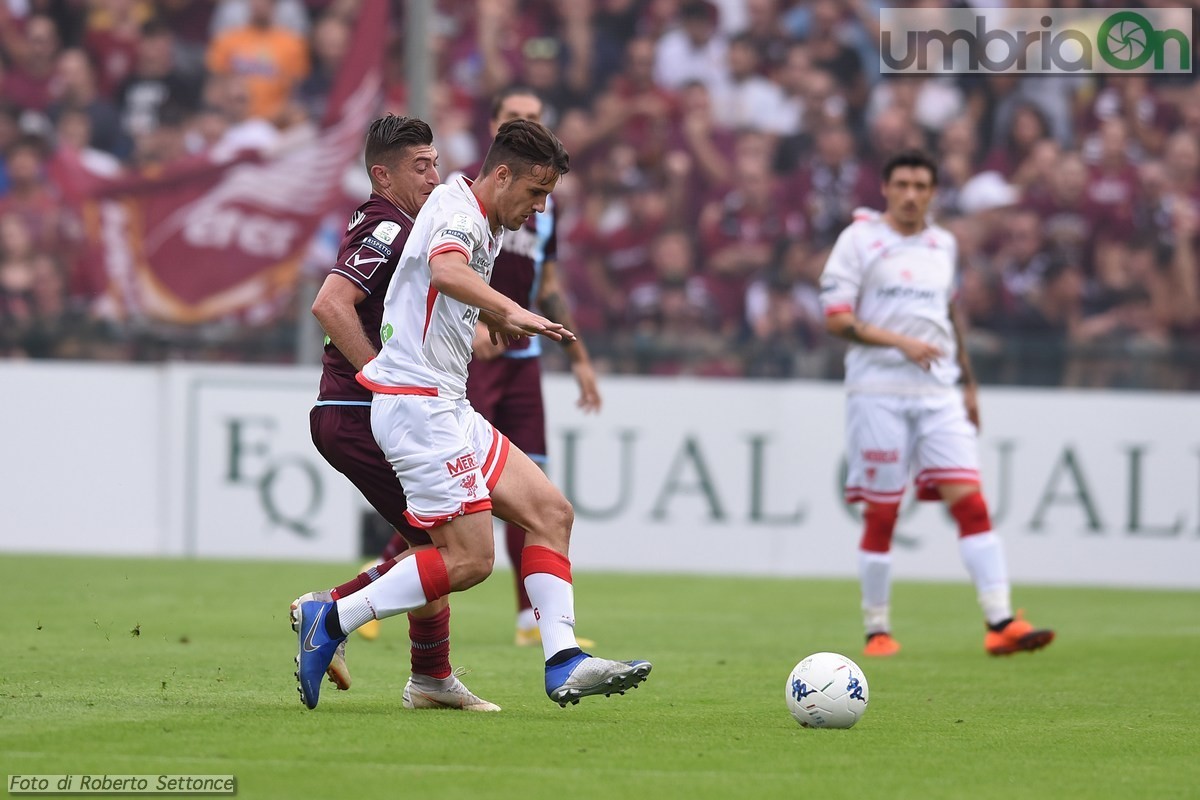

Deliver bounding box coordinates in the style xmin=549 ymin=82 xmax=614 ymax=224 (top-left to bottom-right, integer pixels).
xmin=309 ymin=404 xmax=432 ymax=546
xmin=466 ymin=356 xmax=547 ymax=461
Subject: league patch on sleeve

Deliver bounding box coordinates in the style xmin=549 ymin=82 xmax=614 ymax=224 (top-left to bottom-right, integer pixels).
xmin=372 ymin=220 xmax=402 ymax=244
xmin=342 ymin=243 xmax=390 ymax=281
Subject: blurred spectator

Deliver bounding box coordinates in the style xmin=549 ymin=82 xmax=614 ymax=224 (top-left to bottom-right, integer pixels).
xmin=0 ymin=135 xmax=81 ymax=264
xmin=994 ymin=208 xmax=1052 ymax=308
xmin=743 ymin=237 xmax=828 ymax=378
xmin=740 ymin=0 xmax=790 ymax=73
xmin=790 ymin=122 xmax=876 ymax=246
xmin=653 ymin=0 xmax=727 ymax=95
xmin=1024 ymin=152 xmax=1104 ymax=272
xmin=1 ymin=15 xmax=62 ymax=111
xmin=699 ymin=147 xmax=806 ymax=332
xmin=116 ymin=18 xmax=203 ymax=139
xmin=710 ymin=32 xmax=786 ymax=135
xmin=980 ymin=102 xmax=1052 ymax=181
xmin=54 ymin=107 xmax=122 ymax=178
xmin=83 ymin=0 xmax=151 ymax=98
xmin=48 ymin=49 xmax=130 ymax=159
xmin=586 ymin=36 xmax=677 ymax=172
xmin=205 ymin=0 xmax=310 ymax=123
xmin=800 ymin=0 xmax=867 ymax=117
xmin=296 ymin=13 xmax=349 ymax=123
xmin=627 ymin=227 xmax=733 ymax=376
xmin=1086 ymin=75 xmax=1176 ymax=158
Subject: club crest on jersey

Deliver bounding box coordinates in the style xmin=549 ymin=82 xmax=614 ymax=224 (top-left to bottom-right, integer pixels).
xmin=372 ymin=220 xmax=402 ymax=244
xmin=343 ymin=244 xmax=389 ymax=280
xmin=346 ymin=210 xmax=365 ymax=231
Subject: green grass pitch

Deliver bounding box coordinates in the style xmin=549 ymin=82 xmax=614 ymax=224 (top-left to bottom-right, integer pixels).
xmin=3 ymin=555 xmax=1197 ymax=799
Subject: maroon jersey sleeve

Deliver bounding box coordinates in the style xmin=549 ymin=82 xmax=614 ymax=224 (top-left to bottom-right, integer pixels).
xmin=330 ymin=198 xmax=411 ymax=296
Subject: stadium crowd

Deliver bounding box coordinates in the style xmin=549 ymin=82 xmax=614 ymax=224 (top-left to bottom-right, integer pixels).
xmin=1 ymin=0 xmax=1198 ymax=388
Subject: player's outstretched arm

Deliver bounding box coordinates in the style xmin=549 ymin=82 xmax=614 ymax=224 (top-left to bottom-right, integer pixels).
xmin=825 ymin=311 xmax=943 ymax=371
xmin=538 ymin=259 xmax=601 ymax=412
xmin=311 ymin=274 xmax=375 ymax=369
xmin=430 ymin=251 xmax=576 ymax=343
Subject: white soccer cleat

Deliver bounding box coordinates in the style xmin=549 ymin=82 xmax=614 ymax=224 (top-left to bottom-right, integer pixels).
xmin=402 ymin=668 xmax=501 ymax=712
xmin=545 ymin=653 xmax=652 ymax=707
xmin=290 ymin=591 xmax=351 ymax=691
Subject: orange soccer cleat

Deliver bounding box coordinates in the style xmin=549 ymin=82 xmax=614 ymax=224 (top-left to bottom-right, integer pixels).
xmin=985 ymin=611 xmax=1055 ymax=656
xmin=863 ymin=632 xmax=901 ymax=657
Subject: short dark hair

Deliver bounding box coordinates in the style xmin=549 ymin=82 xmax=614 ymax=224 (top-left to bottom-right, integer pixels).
xmin=489 ymin=86 xmax=543 ymax=122
xmin=480 ymin=118 xmax=569 ymax=184
xmin=882 ymin=149 xmax=938 ymax=185
xmin=364 ymin=114 xmax=433 ymax=173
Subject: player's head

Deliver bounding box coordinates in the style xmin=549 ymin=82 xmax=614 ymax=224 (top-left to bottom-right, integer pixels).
xmin=364 ymin=114 xmax=439 ymax=217
xmin=489 ymin=86 xmax=544 ymax=137
xmin=479 ymin=118 xmax=569 ymax=231
xmin=881 ymin=149 xmax=937 ymax=230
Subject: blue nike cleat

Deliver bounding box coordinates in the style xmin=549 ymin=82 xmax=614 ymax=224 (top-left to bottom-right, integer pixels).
xmin=294 ymin=599 xmax=346 ymax=710
xmin=544 ymin=652 xmax=652 ymax=707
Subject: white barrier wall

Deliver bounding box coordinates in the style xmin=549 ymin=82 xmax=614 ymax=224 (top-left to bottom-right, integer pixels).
xmin=1 ymin=362 xmax=1196 ymax=588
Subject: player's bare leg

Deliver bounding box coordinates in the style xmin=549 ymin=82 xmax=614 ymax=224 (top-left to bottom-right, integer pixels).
xmin=938 ymin=482 xmax=1054 ymax=655
xmin=490 ymin=445 xmax=651 ymax=706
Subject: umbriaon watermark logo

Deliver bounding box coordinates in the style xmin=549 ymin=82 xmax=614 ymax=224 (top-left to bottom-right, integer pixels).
xmin=880 ymin=8 xmax=1192 ymax=73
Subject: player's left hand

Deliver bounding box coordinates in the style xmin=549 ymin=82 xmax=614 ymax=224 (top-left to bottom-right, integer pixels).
xmin=963 ymin=383 xmax=980 ymax=430
xmin=490 ymin=307 xmax=576 ymax=344
xmin=572 ymin=360 xmax=602 ymax=413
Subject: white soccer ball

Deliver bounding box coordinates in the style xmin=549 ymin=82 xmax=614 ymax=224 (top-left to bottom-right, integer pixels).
xmin=785 ymin=652 xmax=869 ymax=729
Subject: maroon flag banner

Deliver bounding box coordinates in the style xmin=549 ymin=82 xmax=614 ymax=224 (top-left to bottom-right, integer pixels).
xmin=77 ymin=2 xmax=388 ymax=324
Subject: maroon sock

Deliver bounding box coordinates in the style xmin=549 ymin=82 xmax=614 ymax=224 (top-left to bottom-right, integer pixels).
xmin=505 ymin=522 xmax=532 ymax=612
xmin=380 ymin=531 xmax=411 ymax=562
xmin=330 ymin=557 xmax=398 ymax=600
xmin=409 ymin=606 xmax=452 ymax=679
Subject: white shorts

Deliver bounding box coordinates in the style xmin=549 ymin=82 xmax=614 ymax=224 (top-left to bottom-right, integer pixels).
xmin=370 ymin=394 xmax=511 ymax=528
xmin=844 ymin=391 xmax=980 ymax=505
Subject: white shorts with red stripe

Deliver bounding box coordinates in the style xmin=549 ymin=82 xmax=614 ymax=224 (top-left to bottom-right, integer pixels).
xmin=369 ymin=393 xmax=511 ymax=528
xmin=843 ymin=390 xmax=980 ymax=505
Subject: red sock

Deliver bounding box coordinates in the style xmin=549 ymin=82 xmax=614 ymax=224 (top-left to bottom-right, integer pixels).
xmin=505 ymin=522 xmax=532 ymax=612
xmin=409 ymin=606 xmax=452 ymax=679
xmin=331 ymin=557 xmax=398 ymax=600
xmin=860 ymin=503 xmax=900 ymax=553
xmin=380 ymin=531 xmax=411 ymax=562
xmin=950 ymin=492 xmax=992 ymax=537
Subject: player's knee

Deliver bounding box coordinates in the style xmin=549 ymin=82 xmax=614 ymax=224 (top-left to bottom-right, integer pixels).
xmin=950 ymin=490 xmax=991 ymax=537
xmin=860 ymin=503 xmax=899 ymax=553
xmin=455 ymin=549 xmax=495 ymax=590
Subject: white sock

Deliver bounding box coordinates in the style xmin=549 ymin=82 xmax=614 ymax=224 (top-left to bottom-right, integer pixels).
xmin=516 ymin=607 xmax=537 ymax=630
xmin=523 ymin=573 xmax=580 ymax=661
xmin=958 ymin=532 xmax=1013 ymax=625
xmin=336 ymin=557 xmax=428 ymax=634
xmin=859 ymin=550 xmax=892 ymax=634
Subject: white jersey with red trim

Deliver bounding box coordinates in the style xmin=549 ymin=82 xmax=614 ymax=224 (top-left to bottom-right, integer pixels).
xmin=819 ymin=208 xmax=960 ymax=394
xmin=362 ymin=176 xmax=503 ymax=400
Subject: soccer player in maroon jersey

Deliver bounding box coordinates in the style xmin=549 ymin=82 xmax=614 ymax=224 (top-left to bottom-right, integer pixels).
xmin=464 ymin=87 xmax=602 ymax=646
xmin=295 ymin=114 xmax=498 ymax=710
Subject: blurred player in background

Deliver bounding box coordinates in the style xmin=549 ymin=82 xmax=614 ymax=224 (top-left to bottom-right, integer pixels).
xmin=464 ymin=87 xmax=601 ymax=647
xmin=819 ymin=150 xmax=1055 ymax=659
xmin=293 ymin=119 xmax=651 ymax=710
xmin=299 ymin=114 xmax=499 ymax=711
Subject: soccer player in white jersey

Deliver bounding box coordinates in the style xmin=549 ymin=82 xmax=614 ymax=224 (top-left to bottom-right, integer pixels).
xmin=819 ymin=150 xmax=1054 ymax=659
xmin=293 ymin=119 xmax=651 ymax=709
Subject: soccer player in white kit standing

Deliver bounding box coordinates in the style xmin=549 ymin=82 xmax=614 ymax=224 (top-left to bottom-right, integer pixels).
xmin=294 ymin=119 xmax=651 ymax=709
xmin=819 ymin=150 xmax=1054 ymax=659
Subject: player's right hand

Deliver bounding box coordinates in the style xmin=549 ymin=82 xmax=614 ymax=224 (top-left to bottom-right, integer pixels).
xmin=899 ymin=338 xmax=944 ymax=371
